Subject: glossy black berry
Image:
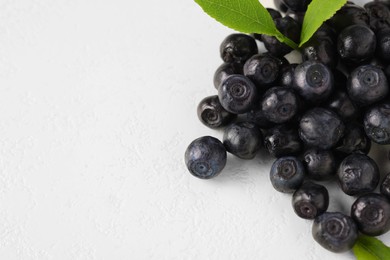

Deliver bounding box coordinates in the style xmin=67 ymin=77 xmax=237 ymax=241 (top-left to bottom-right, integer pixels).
xmin=337 ymin=25 xmax=376 ymax=64
xmin=261 ymin=87 xmax=299 ymax=124
xmin=292 ymin=181 xmax=329 ymax=219
xmin=328 ymin=4 xmax=370 ymax=33
xmin=185 ymin=136 xmax=227 ymax=179
xmin=281 ymin=0 xmax=312 ymax=12
xmin=220 ymin=34 xmax=258 ymax=64
xmin=261 ymin=16 xmax=301 ymax=57
xmin=312 ymin=212 xmax=358 ymax=253
xmin=270 ymin=156 xmax=305 ymax=193
xmin=334 ymin=123 xmax=371 ymax=156
xmin=213 ymin=62 xmax=243 ymax=89
xmin=264 ymin=124 xmax=302 ymax=157
xmin=364 ymin=2 xmax=390 ymax=32
xmin=325 ymin=90 xmax=360 ymax=121
xmin=218 ymin=75 xmax=258 ymax=114
xmin=223 ymin=122 xmax=262 ymax=160
xmin=364 ymin=102 xmax=390 ymax=144
xmin=293 ymin=61 xmax=334 ymax=102
xmin=302 ymin=36 xmax=337 ymax=69
xmin=197 ymin=96 xmax=236 ymax=129
xmin=347 ymin=65 xmax=389 ymax=106
xmin=380 ymin=173 xmax=390 ymax=199
xmin=376 ymin=28 xmax=390 ymax=63
xmin=299 ymin=108 xmax=345 ymax=150
xmin=304 ymin=148 xmax=336 ymax=181
xmin=351 ymin=193 xmax=390 ymax=236
xmin=279 ymin=63 xmax=298 ymax=88
xmin=243 ymin=53 xmax=282 ymax=88
xmin=337 ymin=154 xmax=380 ymax=196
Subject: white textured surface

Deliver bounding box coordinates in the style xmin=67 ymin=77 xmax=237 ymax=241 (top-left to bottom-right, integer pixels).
xmin=0 ymin=0 xmax=388 ymax=259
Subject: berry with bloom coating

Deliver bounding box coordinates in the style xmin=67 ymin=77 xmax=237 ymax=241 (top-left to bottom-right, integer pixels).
xmin=312 ymin=212 xmax=358 ymax=253
xmin=218 ymin=75 xmax=259 ymax=114
xmin=292 ymin=181 xmax=329 ymax=219
xmin=351 ymin=193 xmax=390 ymax=236
xmin=185 ymin=136 xmax=227 ymax=179
xmin=299 ymin=108 xmax=344 ymax=150
xmin=270 ymin=156 xmax=305 ymax=193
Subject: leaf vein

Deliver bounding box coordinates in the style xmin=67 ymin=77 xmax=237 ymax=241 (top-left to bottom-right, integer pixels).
xmin=203 ymin=0 xmax=266 ymax=27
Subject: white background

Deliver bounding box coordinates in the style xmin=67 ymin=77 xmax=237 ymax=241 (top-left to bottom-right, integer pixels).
xmin=0 ymin=0 xmax=388 ymax=259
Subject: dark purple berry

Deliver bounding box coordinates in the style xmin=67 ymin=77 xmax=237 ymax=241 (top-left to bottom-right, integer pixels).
xmin=243 ymin=53 xmax=282 ymax=88
xmin=337 ymin=154 xmax=380 ymax=196
xmin=264 ymin=124 xmax=302 ymax=157
xmin=351 ymin=193 xmax=390 ymax=236
xmin=334 ymin=123 xmax=371 ymax=156
xmin=197 ymin=96 xmax=236 ymax=129
xmin=376 ymin=28 xmax=390 ymax=62
xmin=213 ymin=62 xmax=243 ymax=89
xmin=292 ymin=181 xmax=329 ymax=219
xmin=185 ymin=136 xmax=227 ymax=179
xmin=325 ymin=90 xmax=360 ymax=121
xmin=299 ymin=108 xmax=345 ymax=150
xmin=261 ymin=87 xmax=299 ymax=124
xmin=328 ymin=4 xmax=370 ymax=33
xmin=302 ymin=36 xmax=337 ymax=69
xmin=270 ymin=156 xmax=305 ymax=193
xmin=312 ymin=212 xmax=358 ymax=253
xmin=218 ymin=75 xmax=258 ymax=114
xmin=365 ymin=2 xmax=390 ymax=32
xmin=293 ymin=61 xmax=334 ymax=102
xmin=337 ymin=25 xmax=376 ymax=65
xmin=223 ymin=122 xmax=262 ymax=160
xmin=380 ymin=173 xmax=390 ymax=199
xmin=304 ymin=148 xmax=336 ymax=181
xmin=279 ymin=63 xmax=298 ymax=88
xmin=364 ymin=102 xmax=390 ymax=144
xmin=220 ymin=34 xmax=258 ymax=64
xmin=347 ymin=65 xmax=388 ymax=106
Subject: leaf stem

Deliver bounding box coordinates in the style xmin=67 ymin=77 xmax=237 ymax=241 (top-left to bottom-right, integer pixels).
xmin=276 ymin=34 xmax=299 ymax=50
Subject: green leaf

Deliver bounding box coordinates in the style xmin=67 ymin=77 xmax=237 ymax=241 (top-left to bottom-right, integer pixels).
xmin=299 ymin=0 xmax=347 ymax=47
xmin=194 ymin=0 xmax=298 ymax=49
xmin=353 ymin=235 xmax=390 ymax=260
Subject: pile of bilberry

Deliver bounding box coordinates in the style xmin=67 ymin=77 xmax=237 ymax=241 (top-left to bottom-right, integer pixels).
xmin=185 ymin=0 xmax=390 ymax=253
